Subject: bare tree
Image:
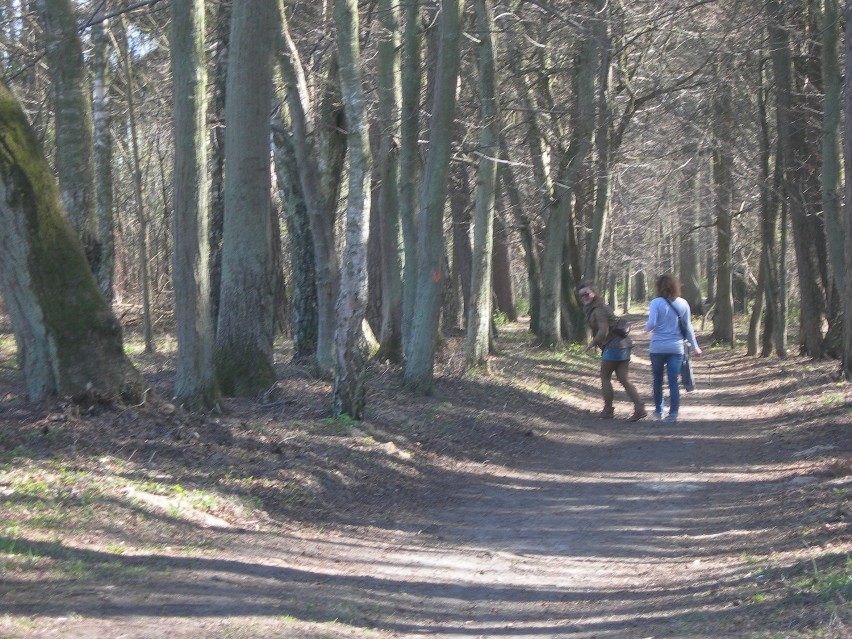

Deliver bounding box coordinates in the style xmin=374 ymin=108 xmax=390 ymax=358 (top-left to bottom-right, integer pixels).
xmin=332 ymin=0 xmax=372 ymax=418
xmin=465 ymin=0 xmax=499 ymax=368
xmin=171 ymin=0 xmax=219 ymax=409
xmin=403 ymin=0 xmax=465 ymax=391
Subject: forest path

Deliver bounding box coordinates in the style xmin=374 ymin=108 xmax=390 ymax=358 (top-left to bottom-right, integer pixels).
xmin=2 ymin=319 xmax=849 ymax=639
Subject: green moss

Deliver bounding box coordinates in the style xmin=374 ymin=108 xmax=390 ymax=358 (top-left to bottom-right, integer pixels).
xmin=0 ymin=85 xmax=143 ymax=401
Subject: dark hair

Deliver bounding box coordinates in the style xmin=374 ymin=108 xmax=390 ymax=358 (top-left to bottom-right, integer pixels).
xmin=577 ymin=282 xmax=596 ymax=293
xmin=655 ymin=273 xmax=680 ymax=299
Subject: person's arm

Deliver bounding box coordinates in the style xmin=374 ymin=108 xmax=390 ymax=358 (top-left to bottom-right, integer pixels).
xmin=643 ymin=298 xmax=658 ymax=333
xmin=591 ymin=308 xmax=610 ymax=347
xmin=683 ymin=302 xmax=703 ymax=355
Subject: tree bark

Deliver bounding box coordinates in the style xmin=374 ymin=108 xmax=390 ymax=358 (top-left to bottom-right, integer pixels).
xmin=171 ymin=0 xmax=219 ymax=409
xmin=582 ymin=4 xmax=612 ymax=284
xmin=115 ymin=17 xmax=155 ymax=354
xmin=36 ymin=0 xmax=99 ymax=271
xmin=208 ymin=0 xmax=230 ymax=325
xmin=768 ymin=0 xmax=828 ymax=357
xmin=492 ymin=211 xmax=516 ymax=322
xmin=215 ymin=0 xmax=278 ymax=395
xmin=399 ymin=0 xmax=422 ymax=362
xmin=842 ymin=0 xmax=852 ymax=377
xmin=374 ymin=0 xmax=404 ymax=363
xmin=91 ymin=20 xmax=114 ymax=301
xmin=272 ymin=102 xmax=318 ymax=363
xmin=711 ymin=75 xmax=734 ymax=346
xmin=822 ymin=0 xmax=845 ymax=331
xmin=499 ymin=138 xmax=540 ymax=330
xmin=0 ymin=83 xmax=144 ymax=402
xmin=332 ymin=0 xmax=372 ymax=419
xmin=465 ymin=0 xmax=499 ymax=368
xmin=277 ymin=4 xmax=343 ymax=375
xmin=538 ymin=22 xmax=598 ymax=347
xmin=404 ymin=0 xmax=465 ymax=391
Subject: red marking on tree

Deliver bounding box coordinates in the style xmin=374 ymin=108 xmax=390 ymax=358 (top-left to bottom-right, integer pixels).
xmin=432 ymin=256 xmax=443 ymax=282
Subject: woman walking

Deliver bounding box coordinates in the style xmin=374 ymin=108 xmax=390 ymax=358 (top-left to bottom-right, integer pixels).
xmin=643 ymin=274 xmax=702 ymax=423
xmin=578 ymin=283 xmax=647 ymax=422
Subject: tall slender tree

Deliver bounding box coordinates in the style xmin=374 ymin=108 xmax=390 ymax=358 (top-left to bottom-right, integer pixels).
xmin=171 ymin=0 xmax=219 ymax=409
xmin=375 ymin=0 xmax=404 ymax=363
xmin=277 ymin=3 xmax=344 ymax=375
xmin=36 ymin=0 xmax=99 ymax=270
xmin=404 ymin=0 xmax=465 ymax=391
xmin=538 ymin=19 xmax=598 ymax=347
xmin=842 ymin=0 xmax=852 ymax=377
xmin=711 ymin=73 xmax=734 ymax=345
xmin=91 ymin=19 xmax=115 ymax=300
xmin=399 ymin=0 xmax=423 ymax=360
xmin=332 ymin=0 xmax=372 ymax=418
xmin=466 ymin=0 xmax=499 ymax=368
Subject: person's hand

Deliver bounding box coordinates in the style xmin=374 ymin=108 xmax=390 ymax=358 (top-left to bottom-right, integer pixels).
xmin=694 ymin=347 xmax=703 ymax=356
xmin=584 ymin=343 xmax=596 ymax=353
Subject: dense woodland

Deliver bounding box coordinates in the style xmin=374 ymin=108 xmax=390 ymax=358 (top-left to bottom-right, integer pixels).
xmin=1 ymin=0 xmax=851 ymax=417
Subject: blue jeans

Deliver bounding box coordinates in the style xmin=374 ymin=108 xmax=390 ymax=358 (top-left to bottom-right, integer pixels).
xmin=650 ymin=352 xmax=683 ymax=416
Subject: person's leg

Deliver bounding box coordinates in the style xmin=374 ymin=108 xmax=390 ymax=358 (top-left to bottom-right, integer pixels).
xmin=666 ymin=352 xmax=683 ymax=417
xmin=649 ymin=353 xmax=665 ymax=417
xmin=614 ymin=360 xmax=645 ymax=414
xmin=600 ymin=360 xmax=616 ymax=416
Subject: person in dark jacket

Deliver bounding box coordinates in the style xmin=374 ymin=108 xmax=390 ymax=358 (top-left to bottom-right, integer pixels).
xmin=578 ymin=283 xmax=647 ymax=421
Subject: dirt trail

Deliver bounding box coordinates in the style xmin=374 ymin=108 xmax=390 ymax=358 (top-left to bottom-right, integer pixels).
xmin=1 ymin=321 xmax=849 ymax=638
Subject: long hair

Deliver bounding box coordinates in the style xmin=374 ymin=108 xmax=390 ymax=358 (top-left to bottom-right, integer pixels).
xmin=656 ymin=273 xmax=680 ymax=300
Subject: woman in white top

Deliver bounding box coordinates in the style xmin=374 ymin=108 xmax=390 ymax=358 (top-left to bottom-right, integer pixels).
xmin=642 ymin=274 xmax=702 ymax=422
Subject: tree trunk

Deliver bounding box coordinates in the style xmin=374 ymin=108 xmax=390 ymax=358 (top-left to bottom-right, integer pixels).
xmin=753 ymin=61 xmax=782 ymax=357
xmin=822 ymin=0 xmax=845 ymax=339
xmin=465 ymin=0 xmax=499 ymax=369
xmin=768 ymin=0 xmax=828 ymax=357
xmin=538 ymin=24 xmax=598 ymax=347
xmin=91 ymin=20 xmax=114 ymax=301
xmin=582 ymin=5 xmax=612 ymax=284
xmin=399 ymin=0 xmax=422 ymax=361
xmin=208 ymin=0 xmax=230 ymax=325
xmin=679 ymin=148 xmax=702 ymax=312
xmin=215 ymin=0 xmax=278 ymax=395
xmin=449 ymin=160 xmax=472 ymax=324
xmin=171 ymin=0 xmax=219 ymax=409
xmin=499 ymin=139 xmax=540 ymax=330
xmin=332 ymin=0 xmax=372 ymax=419
xmin=711 ymin=76 xmax=734 ymax=346
xmin=0 ymin=83 xmax=144 ymax=402
xmin=277 ymin=4 xmax=344 ymax=375
xmin=404 ymin=0 xmax=465 ymax=391
xmin=374 ymin=0 xmax=404 ymax=363
xmin=116 ymin=17 xmax=155 ymax=354
xmin=273 ymin=102 xmax=318 ymax=363
xmin=843 ymin=0 xmax=852 ymax=377
xmin=36 ymin=0 xmax=99 ymax=271
xmin=492 ymin=211 xmax=516 ymax=321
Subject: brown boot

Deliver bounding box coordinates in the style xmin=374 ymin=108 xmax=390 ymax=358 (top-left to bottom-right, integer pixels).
xmin=628 ymin=407 xmax=648 ymax=422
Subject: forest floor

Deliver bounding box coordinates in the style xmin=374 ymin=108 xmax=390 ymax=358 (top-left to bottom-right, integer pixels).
xmin=0 ymin=313 xmax=850 ymax=639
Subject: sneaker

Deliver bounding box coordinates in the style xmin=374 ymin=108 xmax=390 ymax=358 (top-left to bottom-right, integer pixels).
xmin=662 ymin=413 xmax=678 ymax=423
xmin=653 ymin=410 xmax=663 ymax=420
xmin=628 ymin=409 xmax=648 ymax=422
xmin=599 ymin=407 xmax=615 ymax=419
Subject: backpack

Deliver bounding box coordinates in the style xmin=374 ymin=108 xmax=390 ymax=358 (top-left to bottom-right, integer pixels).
xmin=611 ymin=318 xmax=631 ymax=338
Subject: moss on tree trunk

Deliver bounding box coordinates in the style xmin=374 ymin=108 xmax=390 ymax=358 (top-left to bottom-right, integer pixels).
xmin=0 ymin=83 xmax=144 ymax=403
